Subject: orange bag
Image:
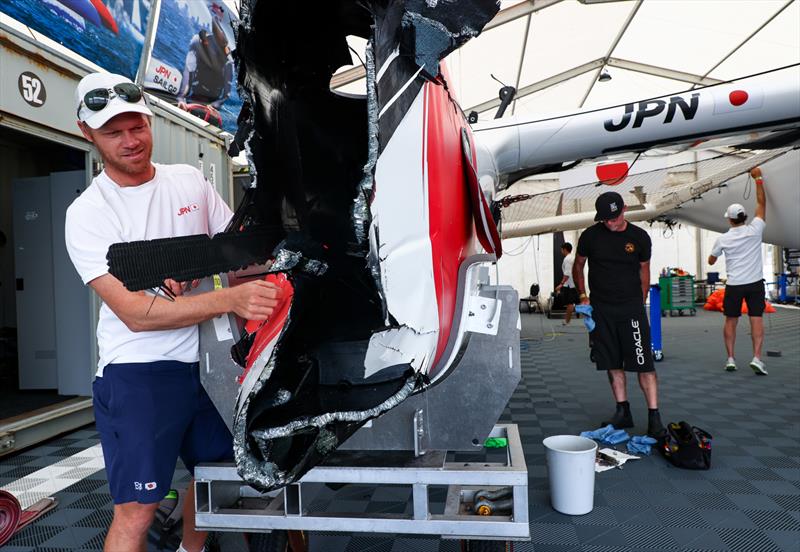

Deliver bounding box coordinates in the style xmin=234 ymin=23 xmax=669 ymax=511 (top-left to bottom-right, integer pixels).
xmin=703 ymin=288 xmax=775 ymax=314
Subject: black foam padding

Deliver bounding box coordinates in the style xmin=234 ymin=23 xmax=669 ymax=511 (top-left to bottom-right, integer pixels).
xmin=106 ymin=226 xmax=282 ymax=291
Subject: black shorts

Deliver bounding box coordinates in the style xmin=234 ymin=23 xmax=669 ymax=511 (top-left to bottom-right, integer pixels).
xmin=591 ymin=302 xmax=654 ymax=373
xmin=560 ymin=287 xmax=579 ymax=305
xmin=723 ymin=280 xmax=765 ymax=317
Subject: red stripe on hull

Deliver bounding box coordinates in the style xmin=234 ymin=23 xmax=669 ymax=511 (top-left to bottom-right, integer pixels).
xmin=424 ymin=80 xmax=475 ymax=371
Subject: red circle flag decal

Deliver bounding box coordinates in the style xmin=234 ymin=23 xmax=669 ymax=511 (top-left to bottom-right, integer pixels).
xmin=596 ymin=162 xmax=629 ymax=186
xmin=729 ymin=90 xmax=749 ymax=107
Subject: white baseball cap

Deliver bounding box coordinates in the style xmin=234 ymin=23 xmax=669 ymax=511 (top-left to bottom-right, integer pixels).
xmin=724 ymin=203 xmax=746 ymax=219
xmin=75 ymin=72 xmax=153 ymax=129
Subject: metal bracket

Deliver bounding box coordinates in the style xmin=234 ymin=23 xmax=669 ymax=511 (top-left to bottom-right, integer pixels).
xmin=0 ymin=432 xmax=15 ymax=453
xmin=413 ymin=409 xmax=425 ymax=457
xmin=465 ymin=295 xmax=502 ymax=336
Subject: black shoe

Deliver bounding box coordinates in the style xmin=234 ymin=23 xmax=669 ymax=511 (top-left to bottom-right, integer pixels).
xmin=647 ymin=410 xmax=666 ymax=439
xmin=601 ymin=404 xmax=634 ymax=429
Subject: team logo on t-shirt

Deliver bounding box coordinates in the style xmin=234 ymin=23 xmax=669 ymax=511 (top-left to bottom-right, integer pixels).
xmin=625 ymin=242 xmax=635 ymax=253
xmin=177 ymin=203 xmax=199 ymax=216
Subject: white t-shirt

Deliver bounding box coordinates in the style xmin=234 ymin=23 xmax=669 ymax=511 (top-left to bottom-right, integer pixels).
xmin=561 ymin=254 xmax=575 ymax=288
xmin=710 ymin=217 xmax=765 ymax=286
xmin=65 ymin=163 xmax=233 ymax=376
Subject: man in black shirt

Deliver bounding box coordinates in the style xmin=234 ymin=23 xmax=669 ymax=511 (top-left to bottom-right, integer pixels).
xmin=573 ymin=192 xmax=665 ymax=438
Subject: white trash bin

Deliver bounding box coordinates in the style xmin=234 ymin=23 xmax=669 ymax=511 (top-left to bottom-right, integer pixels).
xmin=542 ymin=435 xmax=598 ymax=515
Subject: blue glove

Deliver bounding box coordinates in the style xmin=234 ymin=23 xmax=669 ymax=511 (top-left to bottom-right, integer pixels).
xmin=626 ymin=435 xmax=658 ymax=455
xmin=575 ymin=304 xmax=595 ymax=332
xmin=581 ymin=424 xmax=630 ymax=445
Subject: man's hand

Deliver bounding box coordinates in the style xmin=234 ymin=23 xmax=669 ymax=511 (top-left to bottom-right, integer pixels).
xmin=752 ymin=166 xmax=766 ymax=221
xmin=555 ymin=284 xmax=562 ymax=294
xmin=225 ymin=280 xmax=282 ymax=320
xmin=163 ymin=278 xmax=200 ymax=296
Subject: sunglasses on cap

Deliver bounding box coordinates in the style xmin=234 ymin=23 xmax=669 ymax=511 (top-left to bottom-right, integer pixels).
xmin=77 ymin=83 xmax=143 ymax=117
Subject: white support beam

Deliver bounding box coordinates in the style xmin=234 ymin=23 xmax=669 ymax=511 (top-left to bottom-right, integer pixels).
xmin=695 ymin=0 xmax=795 ymax=87
xmin=329 ymin=0 xmax=565 ymax=89
xmin=578 ymin=0 xmax=643 ymax=108
xmin=606 ymin=57 xmax=723 ymax=86
xmin=469 ymin=58 xmax=605 ymax=114
xmin=509 ymin=14 xmax=533 ymax=116
xmin=484 ymin=0 xmax=564 ymax=32
xmin=470 ymin=56 xmax=722 ymax=115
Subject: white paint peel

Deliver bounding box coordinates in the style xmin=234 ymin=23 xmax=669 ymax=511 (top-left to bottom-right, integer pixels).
xmin=364 ymin=326 xmax=438 ymax=379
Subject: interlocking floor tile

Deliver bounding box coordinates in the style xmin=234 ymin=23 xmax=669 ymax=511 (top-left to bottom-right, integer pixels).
xmin=0 ymin=309 xmax=797 ymax=551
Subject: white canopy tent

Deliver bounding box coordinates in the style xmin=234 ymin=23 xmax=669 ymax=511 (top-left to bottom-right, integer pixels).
xmin=333 ymin=0 xmax=799 ymax=121
xmin=329 ymin=0 xmax=800 ymax=300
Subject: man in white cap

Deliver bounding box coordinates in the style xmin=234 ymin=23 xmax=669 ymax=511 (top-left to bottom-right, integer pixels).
xmin=708 ymin=167 xmax=769 ymax=375
xmin=66 ymin=72 xmax=281 ymax=552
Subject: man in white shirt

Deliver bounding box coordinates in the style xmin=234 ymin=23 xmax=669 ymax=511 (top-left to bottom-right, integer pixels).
xmin=66 ymin=72 xmax=281 ymax=552
xmin=708 ymin=167 xmax=768 ymax=375
xmin=554 ymin=242 xmax=578 ymax=325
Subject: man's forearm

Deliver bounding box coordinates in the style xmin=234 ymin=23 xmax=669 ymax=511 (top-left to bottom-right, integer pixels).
xmin=117 ymin=289 xmax=233 ymax=333
xmin=572 ymin=258 xmax=587 ymax=298
xmin=91 ymin=273 xmax=242 ymax=333
xmin=133 ymin=289 xmax=233 ymax=331
xmin=640 ymin=268 xmax=650 ymax=302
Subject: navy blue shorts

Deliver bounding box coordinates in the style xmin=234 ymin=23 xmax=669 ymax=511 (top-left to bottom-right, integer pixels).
xmin=93 ymin=361 xmax=233 ymax=505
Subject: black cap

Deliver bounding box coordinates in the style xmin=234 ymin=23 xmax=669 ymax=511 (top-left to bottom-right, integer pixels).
xmin=594 ymin=191 xmax=625 ymax=221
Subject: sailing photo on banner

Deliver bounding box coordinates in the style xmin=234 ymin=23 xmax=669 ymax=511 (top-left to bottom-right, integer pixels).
xmin=0 ymin=0 xmax=151 ymax=79
xmin=144 ymin=0 xmax=242 ymax=132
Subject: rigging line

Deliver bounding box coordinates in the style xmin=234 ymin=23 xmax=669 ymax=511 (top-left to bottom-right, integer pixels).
xmin=743 ymin=173 xmax=753 ymax=201
xmin=504 ymin=236 xmax=533 ymax=256
xmin=518 ymin=150 xmax=739 ymax=200
xmin=474 ymin=62 xmax=800 ymax=133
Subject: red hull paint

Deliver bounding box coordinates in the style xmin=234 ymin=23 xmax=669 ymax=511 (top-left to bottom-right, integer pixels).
xmin=424 ymin=79 xmax=476 ymax=370
xmin=241 ymin=273 xmax=294 ymax=382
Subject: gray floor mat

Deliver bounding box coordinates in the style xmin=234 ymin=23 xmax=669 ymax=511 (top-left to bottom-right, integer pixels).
xmin=1 ymin=308 xmax=798 ymax=551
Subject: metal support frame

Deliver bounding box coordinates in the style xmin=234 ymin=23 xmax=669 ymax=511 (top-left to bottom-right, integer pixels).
xmin=194 ymin=424 xmax=529 ymax=541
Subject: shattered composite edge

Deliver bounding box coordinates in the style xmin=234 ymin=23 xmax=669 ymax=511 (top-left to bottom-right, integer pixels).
xmin=225 ymin=0 xmax=501 ymax=491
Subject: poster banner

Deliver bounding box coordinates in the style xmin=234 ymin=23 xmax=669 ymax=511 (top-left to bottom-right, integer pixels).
xmin=0 ymin=0 xmax=151 ymax=79
xmin=144 ymin=0 xmax=241 ymax=132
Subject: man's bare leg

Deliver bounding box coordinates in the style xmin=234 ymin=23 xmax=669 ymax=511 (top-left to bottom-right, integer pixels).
xmin=607 ymin=369 xmax=627 ymax=402
xmin=565 ymin=303 xmax=575 ymax=324
xmin=749 ymin=316 xmax=764 ymax=359
xmin=637 ymin=372 xmax=658 ymax=409
xmin=181 ymin=479 xmax=207 ymax=552
xmin=105 ymin=502 xmax=159 ymax=552
xmin=601 ymin=369 xmax=633 ymax=428
xmin=724 ymin=317 xmax=738 ymax=358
